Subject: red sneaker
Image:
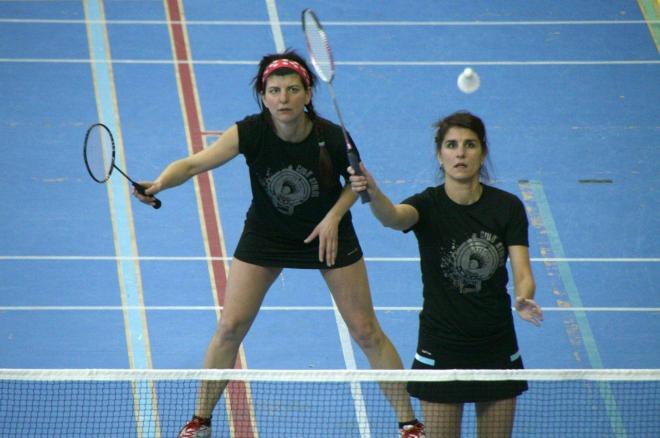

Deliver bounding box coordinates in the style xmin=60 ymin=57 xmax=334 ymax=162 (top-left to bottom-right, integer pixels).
xmin=177 ymin=417 xmax=211 ymax=438
xmin=400 ymin=422 xmax=425 ymax=438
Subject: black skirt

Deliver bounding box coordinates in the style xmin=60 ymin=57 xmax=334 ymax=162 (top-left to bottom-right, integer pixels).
xmin=407 ymin=328 xmax=528 ymax=403
xmin=233 ymin=228 xmax=363 ymax=269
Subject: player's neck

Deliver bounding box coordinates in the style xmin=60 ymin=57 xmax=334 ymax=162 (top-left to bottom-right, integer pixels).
xmin=444 ymin=179 xmax=483 ymax=205
xmin=273 ymin=115 xmax=312 ymax=143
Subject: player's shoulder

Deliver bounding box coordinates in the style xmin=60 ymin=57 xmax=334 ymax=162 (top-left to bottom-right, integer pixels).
xmin=403 ymin=185 xmax=442 ymax=205
xmin=484 ymin=184 xmax=517 ymax=197
xmin=236 ymin=113 xmax=269 ymax=158
xmin=313 ymin=116 xmax=342 ymax=137
xmin=482 ymin=184 xmax=524 ymax=207
xmin=313 ymin=115 xmax=338 ymax=129
xmin=421 ymin=185 xmax=443 ymax=198
xmin=237 ymin=112 xmax=265 ymax=128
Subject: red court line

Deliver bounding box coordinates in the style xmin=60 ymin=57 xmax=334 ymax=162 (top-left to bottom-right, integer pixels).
xmin=164 ymin=1 xmax=255 ymax=436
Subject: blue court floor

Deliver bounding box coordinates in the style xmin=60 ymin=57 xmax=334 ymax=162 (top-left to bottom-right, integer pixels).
xmin=1 ymin=1 xmax=658 ymax=437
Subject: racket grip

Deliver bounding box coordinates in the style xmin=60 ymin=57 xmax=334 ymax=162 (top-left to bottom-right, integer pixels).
xmin=347 ymin=150 xmax=371 ymax=204
xmin=133 ymin=183 xmax=162 ymax=210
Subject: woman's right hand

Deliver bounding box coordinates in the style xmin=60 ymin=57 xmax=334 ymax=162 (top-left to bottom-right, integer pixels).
xmin=348 ymin=162 xmax=377 ymax=196
xmin=132 ymin=181 xmax=160 ymax=207
xmin=349 ymin=162 xmax=419 ymax=230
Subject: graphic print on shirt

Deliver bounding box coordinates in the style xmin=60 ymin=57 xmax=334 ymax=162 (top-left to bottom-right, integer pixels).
xmin=260 ymin=164 xmax=319 ymax=215
xmin=441 ymin=231 xmax=506 ymax=294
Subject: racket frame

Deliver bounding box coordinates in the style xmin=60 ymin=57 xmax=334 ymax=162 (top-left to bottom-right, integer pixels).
xmin=83 ymin=123 xmax=115 ymax=183
xmin=83 ymin=123 xmax=162 ymax=209
xmin=302 ymin=8 xmax=370 ymax=203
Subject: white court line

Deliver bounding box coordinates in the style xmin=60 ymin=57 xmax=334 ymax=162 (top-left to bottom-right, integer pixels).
xmin=1 ymin=18 xmax=658 ymax=26
xmin=264 ymin=0 xmax=285 ymax=53
xmin=340 ymin=60 xmax=660 ymax=66
xmin=0 ymin=255 xmax=658 ymax=262
xmin=330 ymin=297 xmax=372 ymax=438
xmin=1 ymin=58 xmax=659 ymax=66
xmin=1 ymin=306 xmax=657 ymax=312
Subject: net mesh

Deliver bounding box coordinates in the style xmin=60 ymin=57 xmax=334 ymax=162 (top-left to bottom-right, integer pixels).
xmin=302 ymin=10 xmax=334 ymax=82
xmin=84 ymin=124 xmax=114 ymax=182
xmin=1 ymin=369 xmax=658 ymax=437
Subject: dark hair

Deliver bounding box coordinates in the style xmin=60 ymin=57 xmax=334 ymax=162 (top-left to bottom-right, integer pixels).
xmin=434 ymin=111 xmax=492 ymax=182
xmin=252 ymin=49 xmax=318 ymax=120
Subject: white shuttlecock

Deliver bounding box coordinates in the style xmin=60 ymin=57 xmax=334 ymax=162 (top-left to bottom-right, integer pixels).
xmin=457 ymin=68 xmax=480 ymax=94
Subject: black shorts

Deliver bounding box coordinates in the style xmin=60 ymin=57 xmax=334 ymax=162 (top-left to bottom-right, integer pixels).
xmin=233 ymin=229 xmax=363 ymax=269
xmin=407 ymin=330 xmax=528 ymax=403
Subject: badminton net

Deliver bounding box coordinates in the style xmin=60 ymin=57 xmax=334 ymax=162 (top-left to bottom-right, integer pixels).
xmin=1 ymin=368 xmax=658 ymax=437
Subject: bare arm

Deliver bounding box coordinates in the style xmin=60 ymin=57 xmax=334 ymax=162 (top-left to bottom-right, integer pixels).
xmin=329 ymin=181 xmax=358 ymax=218
xmin=348 ymin=163 xmax=419 ymax=231
xmin=509 ymin=245 xmax=543 ymax=326
xmin=135 ymin=125 xmax=240 ymax=202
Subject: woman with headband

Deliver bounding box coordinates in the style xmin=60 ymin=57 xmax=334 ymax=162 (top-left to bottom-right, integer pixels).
xmin=134 ymin=50 xmax=425 ymax=438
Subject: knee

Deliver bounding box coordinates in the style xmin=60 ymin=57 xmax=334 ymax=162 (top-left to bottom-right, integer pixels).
xmin=349 ymin=318 xmax=385 ymax=350
xmin=215 ymin=316 xmax=250 ymax=346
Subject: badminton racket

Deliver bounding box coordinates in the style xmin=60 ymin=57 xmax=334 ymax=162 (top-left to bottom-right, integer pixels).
xmin=83 ymin=123 xmax=161 ymax=209
xmin=301 ymin=8 xmax=370 ymax=203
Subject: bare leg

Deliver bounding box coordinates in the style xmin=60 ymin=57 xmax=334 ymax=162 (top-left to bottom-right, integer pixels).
xmin=195 ymin=259 xmax=281 ymax=418
xmin=421 ymin=401 xmax=463 ymax=438
xmin=475 ymin=398 xmax=516 ymax=438
xmin=322 ymin=258 xmax=416 ymax=422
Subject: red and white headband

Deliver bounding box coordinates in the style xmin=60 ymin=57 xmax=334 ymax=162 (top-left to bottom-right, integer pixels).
xmin=261 ymin=59 xmax=311 ymax=87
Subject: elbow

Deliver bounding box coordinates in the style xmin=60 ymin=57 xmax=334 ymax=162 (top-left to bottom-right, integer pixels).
xmin=380 ymin=217 xmax=407 ymax=231
xmin=378 ymin=216 xmax=397 ymax=229
xmin=371 ymin=208 xmax=400 ymax=229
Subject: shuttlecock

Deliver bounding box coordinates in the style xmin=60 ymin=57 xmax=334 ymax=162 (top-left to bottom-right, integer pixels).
xmin=457 ymin=68 xmax=480 ymax=94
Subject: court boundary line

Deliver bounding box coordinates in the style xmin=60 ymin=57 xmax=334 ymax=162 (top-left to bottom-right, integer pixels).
xmin=3 ymin=18 xmax=660 ymax=26
xmin=2 ymin=255 xmax=658 ymax=262
xmin=264 ymin=0 xmax=285 ymax=53
xmin=330 ymin=297 xmax=372 ymax=438
xmin=1 ymin=305 xmax=658 ymax=312
xmin=2 ymin=58 xmax=659 ymax=66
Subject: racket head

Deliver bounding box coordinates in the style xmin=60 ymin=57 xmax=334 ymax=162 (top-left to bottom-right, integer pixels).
xmin=301 ymin=8 xmax=335 ymax=83
xmin=83 ymin=123 xmax=115 ymax=183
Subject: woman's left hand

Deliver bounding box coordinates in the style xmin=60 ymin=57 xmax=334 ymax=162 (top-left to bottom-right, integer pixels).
xmin=304 ymin=214 xmax=340 ymax=267
xmin=515 ymin=296 xmax=544 ymax=326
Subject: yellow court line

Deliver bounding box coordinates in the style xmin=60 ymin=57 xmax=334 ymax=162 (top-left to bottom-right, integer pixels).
xmin=638 ymin=0 xmax=660 ymax=54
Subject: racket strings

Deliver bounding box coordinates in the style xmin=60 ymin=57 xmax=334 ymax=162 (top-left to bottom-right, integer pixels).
xmin=85 ymin=125 xmax=114 ymax=182
xmin=303 ymin=17 xmax=334 ymax=82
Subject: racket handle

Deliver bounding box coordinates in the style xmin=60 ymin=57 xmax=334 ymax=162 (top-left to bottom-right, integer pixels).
xmin=347 ymin=149 xmax=371 ymax=204
xmin=133 ymin=183 xmax=162 ymax=209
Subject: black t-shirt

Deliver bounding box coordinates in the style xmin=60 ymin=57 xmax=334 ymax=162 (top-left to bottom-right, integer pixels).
xmin=237 ymin=112 xmax=359 ymax=242
xmin=403 ymin=184 xmax=529 ymax=349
